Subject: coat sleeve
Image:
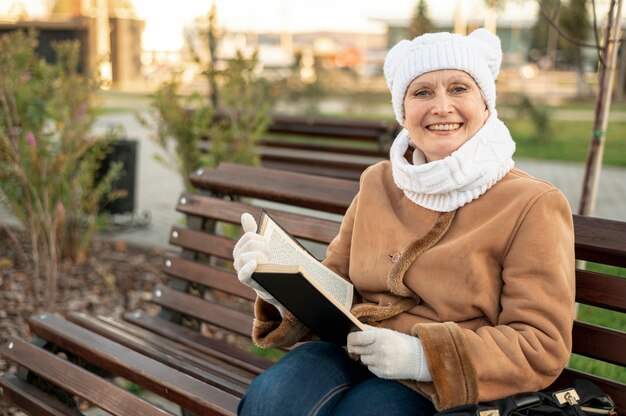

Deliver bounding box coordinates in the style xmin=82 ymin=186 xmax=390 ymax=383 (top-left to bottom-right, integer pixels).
xmin=409 ymin=189 xmax=576 ymax=409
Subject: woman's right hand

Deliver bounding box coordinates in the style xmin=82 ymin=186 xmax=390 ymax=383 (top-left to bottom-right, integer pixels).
xmin=233 ymin=213 xmax=284 ymax=311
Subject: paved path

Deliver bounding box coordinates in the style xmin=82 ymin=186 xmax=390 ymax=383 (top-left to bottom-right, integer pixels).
xmin=1 ymin=111 xmax=625 ymax=250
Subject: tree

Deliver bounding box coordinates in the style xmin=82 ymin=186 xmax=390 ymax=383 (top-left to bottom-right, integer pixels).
xmin=409 ymin=0 xmax=435 ymax=38
xmin=142 ymin=5 xmax=273 ymax=191
xmin=529 ymin=0 xmax=591 ymax=72
xmin=579 ymin=0 xmax=623 ymax=217
xmin=559 ymin=0 xmax=591 ymax=69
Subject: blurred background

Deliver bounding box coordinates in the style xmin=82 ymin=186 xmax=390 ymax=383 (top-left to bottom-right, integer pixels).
xmin=2 ymin=0 xmax=624 ymax=107
xmin=2 ymin=0 xmax=626 ymax=240
xmin=2 ymin=0 xmax=626 ymax=223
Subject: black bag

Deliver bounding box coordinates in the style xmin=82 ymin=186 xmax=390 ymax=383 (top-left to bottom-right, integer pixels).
xmin=436 ymin=379 xmax=617 ymax=416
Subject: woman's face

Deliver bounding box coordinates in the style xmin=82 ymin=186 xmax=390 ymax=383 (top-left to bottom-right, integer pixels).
xmin=403 ymin=69 xmax=489 ymax=162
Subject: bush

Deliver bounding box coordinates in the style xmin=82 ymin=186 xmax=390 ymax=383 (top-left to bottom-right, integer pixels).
xmin=0 ymin=30 xmax=121 ymax=309
xmin=141 ymin=5 xmax=273 ymax=191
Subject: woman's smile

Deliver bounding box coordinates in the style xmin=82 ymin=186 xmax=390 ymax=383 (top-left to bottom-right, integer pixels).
xmin=426 ymin=123 xmax=462 ymax=133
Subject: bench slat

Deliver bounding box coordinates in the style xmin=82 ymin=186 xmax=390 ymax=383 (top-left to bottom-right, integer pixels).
xmin=176 ymin=193 xmax=342 ymax=243
xmin=2 ymin=339 xmax=176 ymax=416
xmin=261 ymin=159 xmax=364 ymax=181
xmin=575 ymin=269 xmax=626 ymax=314
xmin=169 ymin=226 xmax=235 ymax=259
xmin=152 ymin=284 xmax=253 ymax=337
xmin=66 ymin=312 xmax=252 ymax=397
xmin=574 ymin=215 xmax=626 ymax=268
xmin=572 ymin=321 xmax=626 ymax=367
xmin=75 ymin=313 xmax=258 ymax=374
xmin=261 ymin=139 xmax=386 ymax=157
xmin=27 ymin=313 xmax=239 ymax=415
xmin=0 ymin=374 xmax=83 ymax=416
xmin=259 ymin=146 xmax=384 ymax=179
xmin=268 ymin=119 xmax=390 ymax=140
xmin=78 ymin=313 xmax=261 ymax=377
xmin=123 ymin=310 xmax=271 ymax=373
xmin=260 ymin=146 xmax=382 ymax=167
xmin=191 ymin=163 xmax=358 ymax=214
xmin=264 ymin=113 xmax=397 ymax=140
xmin=163 ymin=254 xmax=256 ymax=300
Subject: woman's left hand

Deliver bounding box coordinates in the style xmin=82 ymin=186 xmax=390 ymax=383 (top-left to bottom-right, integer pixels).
xmin=347 ymin=326 xmax=431 ymax=381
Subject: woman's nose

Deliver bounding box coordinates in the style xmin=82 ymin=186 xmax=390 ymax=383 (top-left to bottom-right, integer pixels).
xmin=431 ymin=94 xmax=453 ymax=115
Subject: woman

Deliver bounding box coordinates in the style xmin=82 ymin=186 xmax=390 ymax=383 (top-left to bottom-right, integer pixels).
xmin=233 ymin=29 xmax=575 ymax=415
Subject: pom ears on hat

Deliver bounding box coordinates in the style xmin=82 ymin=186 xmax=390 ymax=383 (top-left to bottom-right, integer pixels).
xmin=383 ymin=28 xmax=503 ymax=90
xmin=383 ymin=39 xmax=411 ymax=91
xmin=467 ymin=28 xmax=502 ymax=80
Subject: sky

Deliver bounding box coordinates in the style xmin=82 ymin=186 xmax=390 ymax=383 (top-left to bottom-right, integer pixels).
xmin=1 ymin=0 xmax=617 ymax=51
xmin=132 ymin=0 xmax=419 ymax=50
xmin=131 ymin=0 xmax=541 ymax=50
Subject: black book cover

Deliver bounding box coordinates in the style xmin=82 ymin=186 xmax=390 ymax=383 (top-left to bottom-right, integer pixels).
xmin=252 ymin=265 xmax=362 ymax=346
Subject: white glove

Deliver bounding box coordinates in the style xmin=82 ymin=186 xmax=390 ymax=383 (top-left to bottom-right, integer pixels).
xmin=232 ymin=213 xmax=285 ymax=314
xmin=347 ymin=326 xmax=432 ymax=381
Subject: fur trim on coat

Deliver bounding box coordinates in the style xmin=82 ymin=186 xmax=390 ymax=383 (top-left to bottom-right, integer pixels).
xmin=399 ymin=322 xmax=479 ymax=410
xmin=252 ymin=298 xmax=311 ymax=348
xmin=387 ymin=211 xmax=456 ymax=299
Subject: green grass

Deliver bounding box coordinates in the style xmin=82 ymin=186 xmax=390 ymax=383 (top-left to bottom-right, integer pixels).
xmin=496 ymin=116 xmax=626 ymax=167
xmin=577 ymin=304 xmax=626 ymax=331
xmin=247 ymin=345 xmax=285 ymax=362
xmin=587 ymin=262 xmax=626 ymax=279
xmin=568 ymin=354 xmax=626 ymax=383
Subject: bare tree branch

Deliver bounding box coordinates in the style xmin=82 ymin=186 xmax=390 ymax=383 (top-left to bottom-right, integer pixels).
xmin=538 ymin=0 xmax=601 ymax=50
xmin=591 ymin=0 xmax=601 ymax=51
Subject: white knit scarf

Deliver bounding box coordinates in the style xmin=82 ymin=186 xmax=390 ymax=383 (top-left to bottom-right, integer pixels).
xmin=390 ymin=112 xmax=515 ymax=212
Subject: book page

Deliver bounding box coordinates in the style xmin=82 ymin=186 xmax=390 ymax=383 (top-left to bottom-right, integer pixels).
xmin=260 ymin=214 xmax=354 ymax=310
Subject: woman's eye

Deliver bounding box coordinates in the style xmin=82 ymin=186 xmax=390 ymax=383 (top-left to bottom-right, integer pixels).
xmin=413 ymin=89 xmax=430 ymax=97
xmin=451 ymin=86 xmax=469 ymax=94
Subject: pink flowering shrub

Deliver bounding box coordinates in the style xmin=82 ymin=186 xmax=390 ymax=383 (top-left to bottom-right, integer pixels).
xmin=0 ymin=30 xmax=122 ymax=309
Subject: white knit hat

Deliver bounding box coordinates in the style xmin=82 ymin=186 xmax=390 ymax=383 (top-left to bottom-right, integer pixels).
xmin=384 ymin=28 xmax=502 ymax=125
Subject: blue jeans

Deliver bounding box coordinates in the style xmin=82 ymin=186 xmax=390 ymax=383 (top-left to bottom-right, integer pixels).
xmin=238 ymin=341 xmax=437 ymax=416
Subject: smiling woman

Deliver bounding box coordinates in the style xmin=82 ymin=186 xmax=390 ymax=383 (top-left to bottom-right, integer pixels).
xmin=232 ymin=28 xmax=576 ymax=416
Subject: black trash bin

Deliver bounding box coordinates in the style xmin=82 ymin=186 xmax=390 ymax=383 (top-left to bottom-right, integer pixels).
xmin=98 ymin=139 xmax=138 ymax=215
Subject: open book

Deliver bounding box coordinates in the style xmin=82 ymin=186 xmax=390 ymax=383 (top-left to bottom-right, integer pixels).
xmin=251 ymin=210 xmax=365 ymax=345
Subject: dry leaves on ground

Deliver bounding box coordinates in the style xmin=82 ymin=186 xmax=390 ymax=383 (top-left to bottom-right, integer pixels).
xmin=0 ymin=227 xmax=166 ymax=415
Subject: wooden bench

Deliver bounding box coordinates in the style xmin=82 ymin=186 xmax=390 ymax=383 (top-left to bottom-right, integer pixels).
xmin=262 ymin=113 xmax=399 ymax=155
xmin=1 ymin=162 xmax=625 ymax=415
xmin=208 ymin=112 xmax=400 ymax=180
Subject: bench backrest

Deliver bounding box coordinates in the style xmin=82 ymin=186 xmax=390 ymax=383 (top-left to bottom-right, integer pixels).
xmin=202 ymin=113 xmax=400 ymax=180
xmin=222 ymin=112 xmax=400 ymax=154
xmin=159 ymin=163 xmax=626 ymax=410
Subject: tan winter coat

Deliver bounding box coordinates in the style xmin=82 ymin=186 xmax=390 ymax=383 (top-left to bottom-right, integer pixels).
xmin=252 ymin=161 xmax=576 ymax=411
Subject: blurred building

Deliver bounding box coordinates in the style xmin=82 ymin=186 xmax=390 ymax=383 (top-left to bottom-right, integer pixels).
xmin=0 ymin=0 xmax=144 ymax=89
xmin=381 ymin=16 xmax=534 ymax=68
